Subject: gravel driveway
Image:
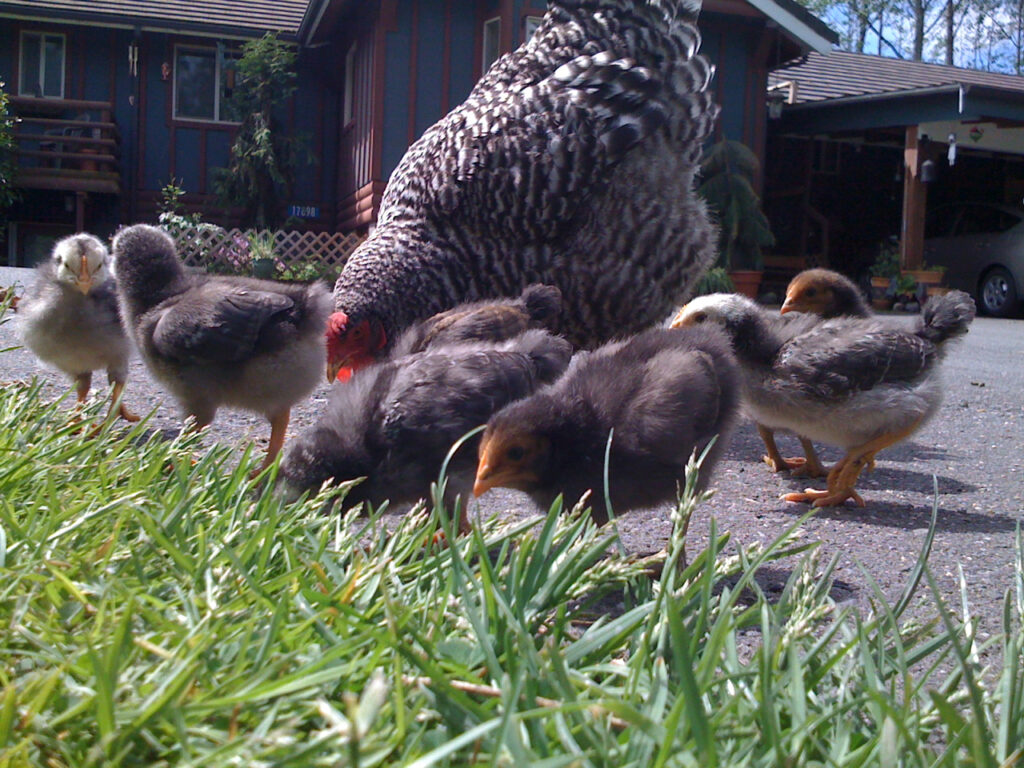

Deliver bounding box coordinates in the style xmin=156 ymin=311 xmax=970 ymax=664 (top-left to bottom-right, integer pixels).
xmin=3 ymin=265 xmax=1022 ymax=654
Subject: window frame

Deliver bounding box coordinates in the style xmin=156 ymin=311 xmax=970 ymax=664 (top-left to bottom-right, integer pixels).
xmin=482 ymin=17 xmax=501 ymax=74
xmin=18 ymin=31 xmax=66 ymax=99
xmin=343 ymin=42 xmax=357 ymax=128
xmin=523 ymin=15 xmax=543 ymax=43
xmin=172 ymin=43 xmax=241 ymax=125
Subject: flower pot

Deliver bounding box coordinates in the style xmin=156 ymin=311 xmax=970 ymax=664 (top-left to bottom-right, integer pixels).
xmin=252 ymin=258 xmax=277 ymax=279
xmin=902 ymin=269 xmax=944 ymax=286
xmin=728 ymin=270 xmax=763 ymax=300
xmin=926 ymin=285 xmax=950 ymax=298
xmin=871 ymin=296 xmax=892 ymax=311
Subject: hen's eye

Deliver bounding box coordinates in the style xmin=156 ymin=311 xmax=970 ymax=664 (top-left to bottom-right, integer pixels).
xmin=692 ymin=312 xmax=706 ymax=323
xmin=507 ymin=446 xmax=526 ymax=462
xmin=805 ymin=288 xmax=817 ymax=298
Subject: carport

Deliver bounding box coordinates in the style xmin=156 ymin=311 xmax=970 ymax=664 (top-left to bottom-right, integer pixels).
xmin=765 ymin=50 xmax=1024 ymax=274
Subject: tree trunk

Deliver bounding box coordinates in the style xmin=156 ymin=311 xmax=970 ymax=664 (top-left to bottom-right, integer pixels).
xmin=912 ymin=0 xmax=926 ymax=59
xmin=944 ymin=0 xmax=955 ymax=64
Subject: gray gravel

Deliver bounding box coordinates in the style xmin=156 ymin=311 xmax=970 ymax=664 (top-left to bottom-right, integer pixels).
xmin=3 ymin=265 xmax=1023 ymax=653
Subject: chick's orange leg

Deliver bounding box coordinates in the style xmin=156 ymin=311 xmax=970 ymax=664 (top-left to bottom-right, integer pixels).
xmin=791 ymin=437 xmax=829 ymax=478
xmin=784 ymin=418 xmax=925 ymax=508
xmin=253 ymin=409 xmax=290 ymax=477
xmin=758 ymin=424 xmax=822 ymax=475
xmin=107 ymin=381 xmax=140 ymax=423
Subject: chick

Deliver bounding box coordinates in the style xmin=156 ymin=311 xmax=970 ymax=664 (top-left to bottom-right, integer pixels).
xmin=473 ymin=326 xmax=740 ymax=523
xmin=280 ymin=330 xmax=572 ymax=523
xmin=17 ymin=233 xmax=138 ymax=424
xmin=749 ymin=268 xmax=873 ymax=477
xmin=781 ymin=268 xmax=871 ymax=318
xmin=112 ymin=224 xmax=331 ymax=473
xmin=672 ymin=291 xmax=975 ymax=507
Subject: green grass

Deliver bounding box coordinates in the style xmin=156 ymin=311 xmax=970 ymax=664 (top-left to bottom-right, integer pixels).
xmin=1 ymin=302 xmax=1023 ymax=766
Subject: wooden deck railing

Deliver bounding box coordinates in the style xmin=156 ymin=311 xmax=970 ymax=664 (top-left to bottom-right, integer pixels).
xmin=9 ymin=96 xmax=121 ymax=195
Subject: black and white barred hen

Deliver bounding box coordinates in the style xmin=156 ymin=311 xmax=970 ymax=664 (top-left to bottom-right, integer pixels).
xmin=326 ymin=0 xmax=718 ymax=380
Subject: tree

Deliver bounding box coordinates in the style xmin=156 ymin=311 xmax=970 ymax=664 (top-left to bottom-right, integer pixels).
xmin=0 ymin=81 xmax=21 ymax=239
xmin=213 ymin=34 xmax=309 ymax=230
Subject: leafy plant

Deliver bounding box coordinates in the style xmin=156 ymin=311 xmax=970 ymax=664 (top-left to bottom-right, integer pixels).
xmin=699 ymin=139 xmax=775 ymax=271
xmin=0 ymin=80 xmax=22 ymax=239
xmin=871 ymin=238 xmax=901 ymax=278
xmin=693 ymin=265 xmax=735 ymax=296
xmin=213 ymin=34 xmax=310 ymax=230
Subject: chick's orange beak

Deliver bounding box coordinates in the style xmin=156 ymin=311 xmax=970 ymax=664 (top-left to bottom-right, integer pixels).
xmin=779 ymin=295 xmax=798 ymax=314
xmin=75 ymin=262 xmax=93 ymax=294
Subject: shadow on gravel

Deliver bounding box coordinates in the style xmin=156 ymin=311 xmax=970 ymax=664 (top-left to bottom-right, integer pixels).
xmin=776 ymin=501 xmax=1016 ymax=534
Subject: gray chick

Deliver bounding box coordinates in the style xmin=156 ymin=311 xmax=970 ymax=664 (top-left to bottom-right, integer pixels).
xmin=112 ymin=224 xmax=332 ymax=473
xmin=17 ymin=233 xmax=138 ymax=424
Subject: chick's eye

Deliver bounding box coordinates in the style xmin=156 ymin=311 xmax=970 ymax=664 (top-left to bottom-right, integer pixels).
xmin=805 ymin=288 xmax=817 ymax=298
xmin=692 ymin=312 xmax=706 ymax=324
xmin=507 ymin=446 xmax=526 ymax=462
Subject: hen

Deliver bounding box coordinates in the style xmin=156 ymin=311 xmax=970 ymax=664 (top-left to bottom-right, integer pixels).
xmin=17 ymin=233 xmax=138 ymax=424
xmin=326 ymin=0 xmax=718 ymax=378
xmin=747 ymin=268 xmax=873 ymax=476
xmin=473 ymin=326 xmax=740 ymax=523
xmin=112 ymin=224 xmax=331 ymax=473
xmin=280 ymin=330 xmax=572 ymax=524
xmin=673 ymin=291 xmax=975 ymax=507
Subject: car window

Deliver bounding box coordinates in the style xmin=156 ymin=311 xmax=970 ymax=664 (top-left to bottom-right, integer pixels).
xmin=954 ymin=205 xmax=1021 ymax=236
xmin=925 ymin=209 xmax=958 ymax=238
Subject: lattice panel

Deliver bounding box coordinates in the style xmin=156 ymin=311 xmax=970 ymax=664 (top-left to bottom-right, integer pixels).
xmin=170 ymin=226 xmax=364 ymax=277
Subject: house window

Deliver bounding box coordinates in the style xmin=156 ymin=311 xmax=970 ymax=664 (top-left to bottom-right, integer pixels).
xmin=343 ymin=42 xmax=357 ymax=126
xmin=524 ymin=15 xmax=543 ymax=43
xmin=482 ymin=17 xmax=501 ymax=73
xmin=19 ymin=32 xmax=65 ymax=98
xmin=173 ymin=44 xmax=239 ymax=122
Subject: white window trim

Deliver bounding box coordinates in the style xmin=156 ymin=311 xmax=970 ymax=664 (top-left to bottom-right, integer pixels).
xmin=482 ymin=17 xmax=501 ymax=73
xmin=524 ymin=15 xmax=543 ymax=44
xmin=19 ymin=31 xmax=66 ymax=98
xmin=172 ymin=43 xmax=240 ymax=124
xmin=343 ymin=42 xmax=357 ymax=127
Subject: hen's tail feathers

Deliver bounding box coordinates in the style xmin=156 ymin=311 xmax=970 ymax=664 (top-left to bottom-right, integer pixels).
xmin=917 ymin=290 xmax=976 ymax=345
xmin=521 ymin=284 xmax=563 ymax=323
xmin=515 ymin=329 xmax=573 ymax=383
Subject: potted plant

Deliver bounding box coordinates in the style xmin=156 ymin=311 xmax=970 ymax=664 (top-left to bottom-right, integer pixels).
xmin=698 ymin=139 xmax=774 ymax=299
xmin=869 ymin=238 xmax=900 ymax=310
xmin=248 ymin=231 xmax=279 ymax=279
xmin=892 ymin=273 xmax=921 ymax=311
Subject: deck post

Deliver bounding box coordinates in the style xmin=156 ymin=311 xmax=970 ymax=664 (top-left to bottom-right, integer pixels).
xmin=900 ymin=125 xmax=926 ymax=270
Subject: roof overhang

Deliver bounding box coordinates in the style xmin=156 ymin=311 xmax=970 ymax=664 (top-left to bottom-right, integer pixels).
xmin=741 ymin=0 xmax=836 ymax=54
xmin=776 ymin=83 xmax=1024 ymax=134
xmin=0 ymin=4 xmax=298 ymax=41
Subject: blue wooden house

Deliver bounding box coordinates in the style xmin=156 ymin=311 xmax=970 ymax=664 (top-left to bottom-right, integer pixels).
xmin=1 ymin=0 xmax=834 ymax=265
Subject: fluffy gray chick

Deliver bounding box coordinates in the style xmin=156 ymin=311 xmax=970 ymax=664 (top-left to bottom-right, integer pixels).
xmin=18 ymin=233 xmax=138 ymax=423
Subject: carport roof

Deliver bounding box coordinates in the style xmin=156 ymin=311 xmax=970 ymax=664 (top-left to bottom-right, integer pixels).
xmin=770 ymin=50 xmax=1024 ymax=133
xmin=0 ymin=0 xmax=308 ymax=38
xmin=771 ymin=50 xmax=1024 ymax=103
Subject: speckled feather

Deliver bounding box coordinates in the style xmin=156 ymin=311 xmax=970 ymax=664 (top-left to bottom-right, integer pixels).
xmin=334 ymin=0 xmax=718 ymax=348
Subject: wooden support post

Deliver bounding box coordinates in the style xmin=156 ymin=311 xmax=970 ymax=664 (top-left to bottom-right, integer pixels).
xmin=900 ymin=126 xmax=926 ymax=270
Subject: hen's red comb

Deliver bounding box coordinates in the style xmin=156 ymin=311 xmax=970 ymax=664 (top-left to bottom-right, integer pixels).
xmin=326 ymin=311 xmax=349 ymax=336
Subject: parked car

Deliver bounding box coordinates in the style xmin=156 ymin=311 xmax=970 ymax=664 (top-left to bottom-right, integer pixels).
xmin=923 ymin=202 xmax=1024 ymax=317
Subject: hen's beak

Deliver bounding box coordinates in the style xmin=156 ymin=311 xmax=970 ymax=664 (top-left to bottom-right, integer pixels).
xmin=326 ymin=358 xmax=353 ymax=383
xmin=779 ymin=297 xmax=798 ymax=314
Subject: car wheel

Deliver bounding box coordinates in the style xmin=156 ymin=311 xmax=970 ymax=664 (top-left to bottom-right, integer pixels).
xmin=978 ymin=267 xmax=1019 ymax=317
